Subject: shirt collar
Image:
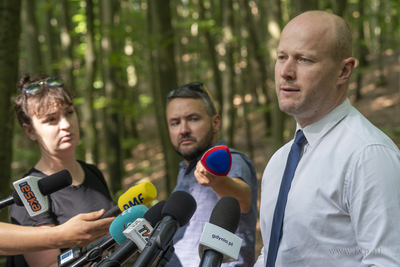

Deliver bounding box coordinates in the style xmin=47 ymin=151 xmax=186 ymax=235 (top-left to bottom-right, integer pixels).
xmin=182 ymin=140 xmax=228 ymax=175
xmin=296 ymin=98 xmax=353 ymax=147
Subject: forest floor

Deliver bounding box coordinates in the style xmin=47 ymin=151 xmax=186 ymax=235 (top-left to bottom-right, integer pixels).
xmin=121 ymin=51 xmax=400 ymax=261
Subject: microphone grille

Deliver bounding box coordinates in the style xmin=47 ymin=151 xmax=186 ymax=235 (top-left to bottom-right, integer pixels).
xmin=209 ymin=196 xmax=241 ymax=233
xmin=162 ymin=191 xmax=197 ymax=227
xmin=38 ymin=169 xmax=72 ymax=195
xmin=144 ymin=200 xmax=166 ymax=227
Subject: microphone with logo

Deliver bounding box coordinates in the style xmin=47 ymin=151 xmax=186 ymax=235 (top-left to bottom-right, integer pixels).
xmin=0 ymin=169 xmax=72 ymax=216
xmin=200 ymin=145 xmax=232 ymax=176
xmin=100 ymin=181 xmax=157 ymax=219
xmin=57 ymin=181 xmax=157 ymax=267
xmin=198 ymin=196 xmax=243 ymax=267
xmin=132 ymin=191 xmax=197 ymax=267
xmin=63 ymin=205 xmax=149 ymax=267
xmin=97 ymin=200 xmax=166 ymax=267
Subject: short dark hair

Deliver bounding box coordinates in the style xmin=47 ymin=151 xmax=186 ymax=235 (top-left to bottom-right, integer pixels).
xmin=166 ymin=82 xmax=217 ymax=117
xmin=14 ymin=74 xmax=74 ymax=127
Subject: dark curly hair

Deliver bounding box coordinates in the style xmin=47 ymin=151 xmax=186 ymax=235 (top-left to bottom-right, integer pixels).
xmin=14 ymin=74 xmax=74 ymax=127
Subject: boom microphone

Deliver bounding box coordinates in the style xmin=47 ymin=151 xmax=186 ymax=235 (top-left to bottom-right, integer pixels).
xmin=64 ymin=205 xmax=149 ymax=267
xmin=97 ymin=201 xmax=166 ymax=267
xmin=198 ymin=196 xmax=243 ymax=267
xmin=100 ymin=181 xmax=157 ymax=219
xmin=200 ymin=145 xmax=232 ymax=176
xmin=132 ymin=191 xmax=197 ymax=267
xmin=0 ymin=170 xmax=72 ymax=216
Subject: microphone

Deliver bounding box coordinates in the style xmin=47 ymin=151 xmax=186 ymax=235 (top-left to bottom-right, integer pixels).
xmin=100 ymin=181 xmax=157 ymax=219
xmin=200 ymin=145 xmax=232 ymax=176
xmin=198 ymin=196 xmax=243 ymax=267
xmin=132 ymin=191 xmax=197 ymax=267
xmin=97 ymin=201 xmax=166 ymax=267
xmin=63 ymin=205 xmax=149 ymax=267
xmin=0 ymin=170 xmax=72 ymax=216
xmin=58 ymin=182 xmax=157 ymax=266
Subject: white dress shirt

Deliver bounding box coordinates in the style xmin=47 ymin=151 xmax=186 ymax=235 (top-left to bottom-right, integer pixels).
xmin=255 ymin=98 xmax=400 ymax=267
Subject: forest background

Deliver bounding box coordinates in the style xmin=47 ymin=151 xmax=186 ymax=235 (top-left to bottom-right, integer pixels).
xmin=0 ymin=0 xmax=400 ymax=263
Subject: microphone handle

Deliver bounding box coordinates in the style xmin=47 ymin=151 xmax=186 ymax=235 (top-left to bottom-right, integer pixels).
xmin=70 ymin=236 xmax=116 ymax=267
xmin=100 ymin=206 xmax=121 ymax=219
xmin=98 ymin=240 xmax=139 ymax=267
xmin=198 ymin=250 xmax=223 ymax=267
xmin=0 ymin=196 xmax=14 ymax=210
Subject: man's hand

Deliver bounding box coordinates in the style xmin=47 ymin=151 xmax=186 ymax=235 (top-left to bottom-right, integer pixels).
xmin=195 ymin=161 xmax=251 ymax=213
xmin=194 ymin=161 xmax=222 ymax=187
xmin=52 ymin=209 xmax=114 ymax=248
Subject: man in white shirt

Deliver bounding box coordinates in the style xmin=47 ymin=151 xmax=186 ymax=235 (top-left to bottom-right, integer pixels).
xmin=255 ymin=10 xmax=400 ymax=266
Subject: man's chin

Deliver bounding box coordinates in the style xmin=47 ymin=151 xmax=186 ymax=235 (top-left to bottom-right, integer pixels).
xmin=178 ymin=149 xmax=202 ymax=161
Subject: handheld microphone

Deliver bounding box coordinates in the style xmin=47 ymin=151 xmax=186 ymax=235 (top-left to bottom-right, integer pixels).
xmin=200 ymin=145 xmax=232 ymax=176
xmin=198 ymin=196 xmax=243 ymax=267
xmin=132 ymin=191 xmax=197 ymax=267
xmin=0 ymin=170 xmax=72 ymax=216
xmin=97 ymin=201 xmax=166 ymax=267
xmin=100 ymin=181 xmax=157 ymax=219
xmin=64 ymin=205 xmax=149 ymax=267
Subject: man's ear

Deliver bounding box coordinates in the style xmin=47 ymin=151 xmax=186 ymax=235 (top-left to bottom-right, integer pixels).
xmin=212 ymin=114 xmax=221 ymax=133
xmin=23 ymin=123 xmax=37 ymax=141
xmin=337 ymin=57 xmax=355 ymax=85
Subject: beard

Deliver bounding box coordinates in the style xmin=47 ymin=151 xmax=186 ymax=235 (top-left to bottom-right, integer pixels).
xmin=174 ymin=126 xmax=215 ymax=161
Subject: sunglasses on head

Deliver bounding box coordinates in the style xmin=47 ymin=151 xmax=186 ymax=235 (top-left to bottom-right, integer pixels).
xmin=167 ymin=82 xmax=214 ymax=102
xmin=22 ymin=75 xmax=64 ymax=94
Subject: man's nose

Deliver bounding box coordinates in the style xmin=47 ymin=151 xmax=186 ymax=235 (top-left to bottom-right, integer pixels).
xmin=179 ymin=121 xmax=190 ymax=135
xmin=280 ymin=58 xmax=296 ymax=80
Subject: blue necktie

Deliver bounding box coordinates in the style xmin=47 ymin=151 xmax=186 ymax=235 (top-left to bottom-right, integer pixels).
xmin=266 ymin=130 xmax=306 ymax=267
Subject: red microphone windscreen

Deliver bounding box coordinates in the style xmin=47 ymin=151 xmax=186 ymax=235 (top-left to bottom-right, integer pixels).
xmin=200 ymin=145 xmax=232 ymax=176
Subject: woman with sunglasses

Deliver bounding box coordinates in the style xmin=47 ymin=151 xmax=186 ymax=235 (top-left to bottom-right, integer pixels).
xmin=7 ymin=74 xmax=115 ymax=267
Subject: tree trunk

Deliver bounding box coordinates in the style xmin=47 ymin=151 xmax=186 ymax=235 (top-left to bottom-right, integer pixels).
xmin=292 ymin=0 xmax=318 ymax=16
xmin=42 ymin=0 xmax=58 ymax=76
xmin=0 ymin=0 xmax=21 ymax=222
xmin=331 ymin=0 xmax=347 ymax=17
xmin=266 ymin=0 xmax=285 ymax=151
xmin=238 ymin=0 xmax=272 ymax=135
xmin=100 ymin=0 xmax=122 ymax=195
xmin=82 ymin=0 xmax=98 ymax=165
xmin=355 ymin=0 xmax=368 ymax=101
xmin=59 ymin=0 xmax=76 ymax=92
xmin=195 ymin=0 xmax=223 ymax=113
xmin=151 ymin=0 xmax=182 ymax=195
xmin=21 ymin=0 xmax=42 ymax=74
xmin=220 ymin=0 xmax=235 ymax=147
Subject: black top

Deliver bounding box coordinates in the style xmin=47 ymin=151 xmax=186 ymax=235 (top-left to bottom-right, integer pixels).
xmin=6 ymin=160 xmax=115 ymax=267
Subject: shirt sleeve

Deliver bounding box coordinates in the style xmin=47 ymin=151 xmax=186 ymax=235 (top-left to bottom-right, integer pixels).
xmin=347 ymin=144 xmax=400 ymax=266
xmin=228 ymin=153 xmax=252 ymax=185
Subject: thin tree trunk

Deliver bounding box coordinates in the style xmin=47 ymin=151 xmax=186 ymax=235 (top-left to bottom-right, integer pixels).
xmin=42 ymin=0 xmax=58 ymax=75
xmin=151 ymin=0 xmax=182 ymax=195
xmin=100 ymin=0 xmax=122 ymax=195
xmin=21 ymin=0 xmax=42 ymax=74
xmin=331 ymin=0 xmax=347 ymax=17
xmin=355 ymin=0 xmax=368 ymax=101
xmin=220 ymin=0 xmax=235 ymax=147
xmin=266 ymin=0 xmax=285 ymax=151
xmin=59 ymin=0 xmax=75 ymax=91
xmin=82 ymin=0 xmax=98 ymax=164
xmin=195 ymin=0 xmax=223 ymax=113
xmin=292 ymin=0 xmax=318 ymax=16
xmin=238 ymin=0 xmax=272 ymax=135
xmin=0 ymin=0 xmax=21 ymax=222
